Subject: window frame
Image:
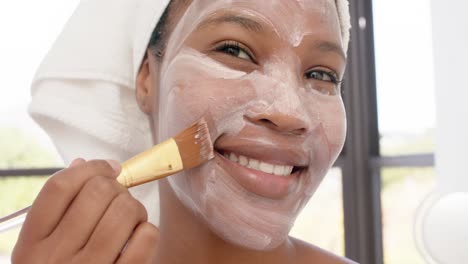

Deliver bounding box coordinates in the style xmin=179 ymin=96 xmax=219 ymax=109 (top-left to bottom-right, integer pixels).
xmin=340 ymin=0 xmax=435 ymax=263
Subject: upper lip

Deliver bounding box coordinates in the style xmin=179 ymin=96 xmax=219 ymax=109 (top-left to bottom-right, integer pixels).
xmin=214 ymin=135 xmax=309 ymax=168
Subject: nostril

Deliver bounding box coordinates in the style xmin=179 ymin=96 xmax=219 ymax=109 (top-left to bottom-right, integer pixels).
xmin=259 ymin=118 xmax=275 ymax=126
xmin=247 ymin=115 xmax=308 ymax=135
xmin=293 ymin=128 xmax=307 ymax=135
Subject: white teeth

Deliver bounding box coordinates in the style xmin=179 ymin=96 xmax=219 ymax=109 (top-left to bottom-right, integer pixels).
xmin=224 ymin=152 xmax=294 ymax=176
xmin=229 ymin=152 xmax=238 ymax=163
xmin=273 ymin=165 xmax=285 ymax=176
xmin=284 ymin=166 xmax=294 ymax=175
xmin=239 ymin=155 xmax=248 ymax=166
xmin=259 ymin=162 xmax=274 ymax=174
xmin=248 ymin=159 xmax=260 ymax=170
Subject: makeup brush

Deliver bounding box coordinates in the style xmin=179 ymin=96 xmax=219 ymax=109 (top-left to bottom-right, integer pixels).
xmin=117 ymin=118 xmax=214 ymax=187
xmin=0 ymin=118 xmax=214 ymax=233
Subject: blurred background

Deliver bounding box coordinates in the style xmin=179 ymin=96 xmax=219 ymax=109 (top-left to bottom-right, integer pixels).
xmin=0 ymin=0 xmax=438 ymax=263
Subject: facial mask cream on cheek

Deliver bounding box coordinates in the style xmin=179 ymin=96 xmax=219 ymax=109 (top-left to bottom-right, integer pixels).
xmin=158 ymin=49 xmax=253 ymax=138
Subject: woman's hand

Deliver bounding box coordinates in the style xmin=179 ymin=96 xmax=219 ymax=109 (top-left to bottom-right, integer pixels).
xmin=11 ymin=159 xmax=159 ymax=264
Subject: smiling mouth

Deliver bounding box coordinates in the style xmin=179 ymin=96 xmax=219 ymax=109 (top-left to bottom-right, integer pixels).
xmin=216 ymin=149 xmax=305 ymax=177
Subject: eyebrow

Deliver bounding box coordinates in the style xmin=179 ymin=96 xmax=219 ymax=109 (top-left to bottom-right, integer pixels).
xmin=197 ymin=14 xmax=265 ymax=33
xmin=314 ymin=40 xmax=346 ymax=61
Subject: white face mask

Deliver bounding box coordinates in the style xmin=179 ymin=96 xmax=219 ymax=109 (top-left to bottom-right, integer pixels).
xmin=151 ymin=0 xmax=347 ymax=250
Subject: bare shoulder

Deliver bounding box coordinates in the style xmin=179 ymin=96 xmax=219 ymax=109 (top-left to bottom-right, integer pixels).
xmin=290 ymin=237 xmax=358 ymax=264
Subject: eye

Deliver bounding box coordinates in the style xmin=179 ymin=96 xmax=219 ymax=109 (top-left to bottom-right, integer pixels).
xmin=214 ymin=41 xmax=255 ymax=62
xmin=305 ymin=69 xmax=339 ymax=84
xmin=305 ymin=69 xmax=342 ymax=96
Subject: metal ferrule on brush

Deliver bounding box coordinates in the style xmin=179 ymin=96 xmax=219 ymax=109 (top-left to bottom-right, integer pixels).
xmin=117 ymin=138 xmax=184 ymax=188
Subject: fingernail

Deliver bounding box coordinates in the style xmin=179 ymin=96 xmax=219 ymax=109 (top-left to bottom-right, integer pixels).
xmin=106 ymin=159 xmax=121 ymax=174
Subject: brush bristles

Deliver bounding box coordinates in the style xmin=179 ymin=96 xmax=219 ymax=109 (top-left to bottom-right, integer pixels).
xmin=174 ymin=118 xmax=214 ymax=169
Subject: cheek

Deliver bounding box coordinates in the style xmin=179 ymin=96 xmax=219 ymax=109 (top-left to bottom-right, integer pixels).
xmin=316 ymin=98 xmax=346 ymax=156
xmin=157 ymin=50 xmax=265 ymax=140
xmin=158 ymin=73 xmax=256 ymax=139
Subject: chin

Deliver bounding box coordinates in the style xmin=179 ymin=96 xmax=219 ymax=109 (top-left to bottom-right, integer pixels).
xmin=206 ymin=215 xmax=291 ymax=251
xmin=167 ymin=156 xmax=311 ymax=252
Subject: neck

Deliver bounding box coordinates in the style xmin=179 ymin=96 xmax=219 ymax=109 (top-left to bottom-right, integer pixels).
xmin=156 ymin=180 xmax=296 ymax=264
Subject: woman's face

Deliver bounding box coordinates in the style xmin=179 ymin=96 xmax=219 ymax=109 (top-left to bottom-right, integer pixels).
xmin=150 ymin=0 xmax=346 ymax=250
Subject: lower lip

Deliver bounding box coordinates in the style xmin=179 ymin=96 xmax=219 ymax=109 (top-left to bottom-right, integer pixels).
xmin=216 ymin=152 xmax=300 ymax=199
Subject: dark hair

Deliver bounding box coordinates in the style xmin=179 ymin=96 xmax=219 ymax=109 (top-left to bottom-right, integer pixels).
xmin=148 ymin=4 xmax=171 ymax=59
xmin=148 ymin=0 xmax=188 ymax=60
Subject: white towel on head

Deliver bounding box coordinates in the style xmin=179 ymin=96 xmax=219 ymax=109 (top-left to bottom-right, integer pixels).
xmin=28 ymin=0 xmax=351 ymax=227
xmin=29 ymin=0 xmax=170 ymax=225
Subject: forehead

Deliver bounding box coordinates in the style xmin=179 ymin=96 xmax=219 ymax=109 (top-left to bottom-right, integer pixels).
xmin=179 ymin=0 xmax=342 ymax=45
xmin=187 ymin=0 xmax=338 ymax=18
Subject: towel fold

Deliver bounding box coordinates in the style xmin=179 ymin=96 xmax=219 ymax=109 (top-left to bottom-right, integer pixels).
xmin=29 ymin=0 xmax=170 ymax=225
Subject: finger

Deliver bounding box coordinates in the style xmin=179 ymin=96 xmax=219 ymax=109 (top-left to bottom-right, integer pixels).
xmin=69 ymin=158 xmax=86 ymax=168
xmin=116 ymin=222 xmax=159 ymax=264
xmin=80 ymin=192 xmax=147 ymax=263
xmin=48 ymin=175 xmax=126 ymax=255
xmin=20 ymin=159 xmax=121 ymax=242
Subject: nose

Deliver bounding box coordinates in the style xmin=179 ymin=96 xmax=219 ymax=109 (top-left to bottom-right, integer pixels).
xmin=246 ymin=112 xmax=308 ymax=135
xmin=245 ymin=60 xmax=313 ymax=135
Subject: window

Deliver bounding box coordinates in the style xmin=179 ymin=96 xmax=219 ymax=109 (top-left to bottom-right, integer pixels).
xmin=373 ymin=0 xmax=436 ymax=263
xmin=338 ymin=0 xmax=436 ymax=263
xmin=381 ymin=168 xmax=435 ymax=263
xmin=0 ymin=1 xmax=78 ymax=260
